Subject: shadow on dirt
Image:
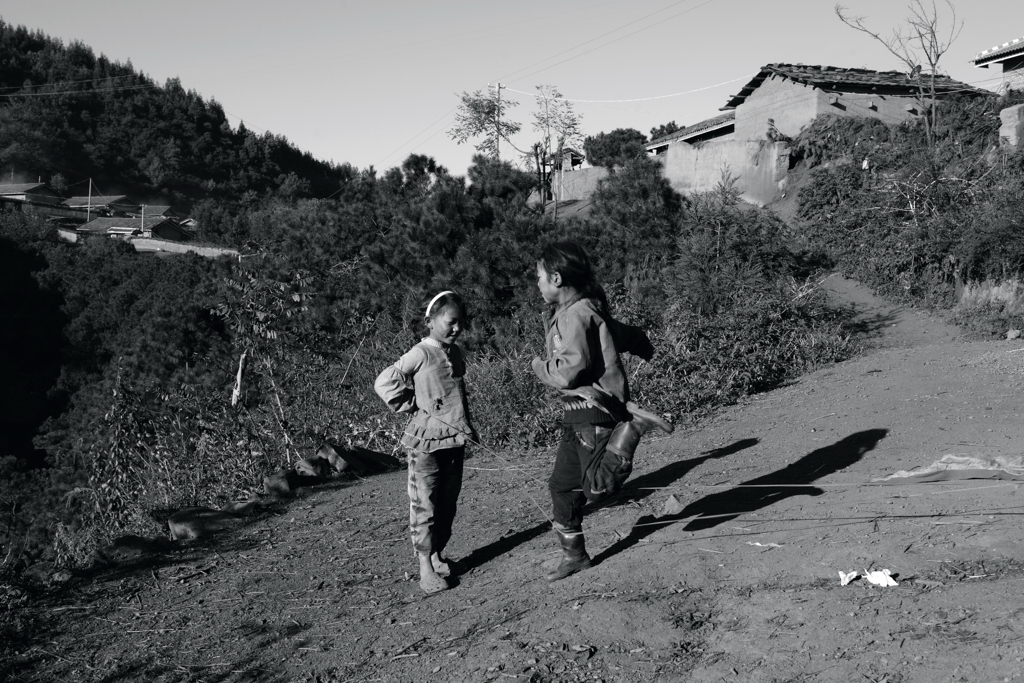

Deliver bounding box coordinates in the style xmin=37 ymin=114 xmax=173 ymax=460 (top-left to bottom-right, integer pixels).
xmin=459 ymin=522 xmax=551 ymax=574
xmin=458 ymin=439 xmax=761 ymax=573
xmin=605 ymin=438 xmax=760 ymax=509
xmin=593 ymin=429 xmax=888 ymax=565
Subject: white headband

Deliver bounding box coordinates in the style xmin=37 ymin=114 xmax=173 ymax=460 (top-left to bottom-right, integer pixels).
xmin=426 ymin=290 xmax=456 ymax=317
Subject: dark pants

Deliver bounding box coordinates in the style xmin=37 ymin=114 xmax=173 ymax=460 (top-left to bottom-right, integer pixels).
xmin=548 ymin=423 xmax=614 ymax=531
xmin=406 ymin=446 xmax=464 ymax=555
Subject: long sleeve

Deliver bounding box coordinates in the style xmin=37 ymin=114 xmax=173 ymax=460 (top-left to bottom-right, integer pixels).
xmin=532 ymin=313 xmax=591 ymax=390
xmin=373 ymin=347 xmax=425 ymax=414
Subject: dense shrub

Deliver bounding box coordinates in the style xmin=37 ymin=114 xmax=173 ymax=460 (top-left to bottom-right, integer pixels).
xmin=0 ymin=154 xmax=857 ymax=573
xmin=795 ymin=94 xmax=1024 ymax=321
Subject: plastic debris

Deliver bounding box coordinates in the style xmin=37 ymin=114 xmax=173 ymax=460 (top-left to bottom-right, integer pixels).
xmin=662 ymin=494 xmax=685 ymax=516
xmin=839 ymin=570 xmax=857 ymax=586
xmin=747 ymin=542 xmax=782 ymax=548
xmin=863 ymin=568 xmax=898 ymax=587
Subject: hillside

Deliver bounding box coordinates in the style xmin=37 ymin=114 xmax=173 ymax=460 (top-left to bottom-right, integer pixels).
xmin=0 ymin=20 xmax=348 ymax=208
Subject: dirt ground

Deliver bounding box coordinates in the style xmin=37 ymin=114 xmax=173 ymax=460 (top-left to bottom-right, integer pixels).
xmin=7 ymin=274 xmax=1024 ymax=683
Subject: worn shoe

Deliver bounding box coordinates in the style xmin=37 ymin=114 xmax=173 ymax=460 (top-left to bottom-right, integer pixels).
xmin=546 ymin=530 xmax=592 ymax=582
xmin=431 ymin=553 xmax=455 ymax=577
xmin=626 ymin=401 xmax=674 ymax=435
xmin=419 ymin=571 xmax=449 ymax=594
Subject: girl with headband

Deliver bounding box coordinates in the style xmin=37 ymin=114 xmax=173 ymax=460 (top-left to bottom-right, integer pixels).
xmin=374 ymin=291 xmax=476 ymax=594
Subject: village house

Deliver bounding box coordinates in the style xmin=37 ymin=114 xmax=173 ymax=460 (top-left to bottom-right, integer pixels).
xmin=972 ymin=36 xmax=1024 ymax=150
xmin=63 ymin=194 xmax=139 ymax=216
xmin=558 ymin=62 xmax=993 ymax=207
xmin=643 ymin=63 xmax=992 ymax=203
xmin=77 ymin=215 xmax=193 ymax=241
xmin=646 ymin=112 xmax=735 ymax=156
xmin=972 ymin=36 xmax=1024 ymax=93
xmin=0 ymin=182 xmax=63 ymax=205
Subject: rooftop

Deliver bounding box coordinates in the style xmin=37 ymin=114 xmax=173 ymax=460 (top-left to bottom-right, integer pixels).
xmin=721 ymin=63 xmax=993 ymax=110
xmin=64 ymin=195 xmax=135 ymax=207
xmin=647 ymin=112 xmax=735 ymax=147
xmin=78 ymin=216 xmax=174 ymax=233
xmin=973 ymin=36 xmax=1024 ymax=67
xmin=0 ymin=182 xmax=49 ymax=194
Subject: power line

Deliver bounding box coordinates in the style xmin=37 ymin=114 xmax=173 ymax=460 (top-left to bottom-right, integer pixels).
xmin=495 ymin=0 xmax=704 ymax=84
xmin=376 ymin=106 xmax=459 ymax=167
xmin=501 ymin=0 xmax=722 ymax=85
xmin=502 ymin=74 xmax=755 ymax=104
xmin=0 ymin=83 xmax=159 ymax=98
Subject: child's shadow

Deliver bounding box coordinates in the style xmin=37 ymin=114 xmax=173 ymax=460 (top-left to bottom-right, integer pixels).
xmin=458 ymin=438 xmax=758 ymax=574
xmin=592 ymin=429 xmax=888 ymax=565
xmin=591 ymin=437 xmax=760 ymax=510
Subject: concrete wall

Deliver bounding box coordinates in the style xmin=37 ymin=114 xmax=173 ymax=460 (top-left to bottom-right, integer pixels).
xmin=735 ymin=75 xmax=920 ymax=141
xmin=554 ymin=166 xmax=608 ymax=202
xmin=735 ymin=75 xmax=819 ymax=140
xmin=1001 ymin=104 xmax=1024 ymax=149
xmin=1002 ymin=56 xmax=1024 ymax=93
xmin=813 ymin=89 xmax=919 ymax=128
xmin=661 ymin=138 xmax=790 ymax=205
xmin=554 ymin=142 xmax=788 ymax=206
xmin=130 ymin=237 xmax=239 ymax=258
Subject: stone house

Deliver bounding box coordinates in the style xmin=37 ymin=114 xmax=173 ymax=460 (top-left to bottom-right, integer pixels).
xmin=633 ymin=63 xmax=993 ymax=204
xmin=972 ymin=36 xmax=1024 ymax=93
xmin=716 ymin=63 xmax=989 ymax=142
xmin=562 ymin=62 xmax=993 ymax=207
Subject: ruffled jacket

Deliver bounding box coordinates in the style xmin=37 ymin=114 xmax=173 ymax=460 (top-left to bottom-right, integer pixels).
xmin=374 ymin=338 xmax=475 ymax=452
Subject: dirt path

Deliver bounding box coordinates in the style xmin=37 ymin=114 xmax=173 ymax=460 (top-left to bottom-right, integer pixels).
xmin=9 ymin=275 xmax=1024 ymax=683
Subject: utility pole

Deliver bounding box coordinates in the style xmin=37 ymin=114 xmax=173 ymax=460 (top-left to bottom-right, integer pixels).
xmin=489 ymin=82 xmax=505 ymax=159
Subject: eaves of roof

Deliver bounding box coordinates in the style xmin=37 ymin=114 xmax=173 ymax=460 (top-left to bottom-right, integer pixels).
xmin=720 ymin=63 xmax=993 ymax=111
xmin=973 ymin=37 xmax=1024 ymax=66
xmin=647 ymin=111 xmax=736 ymax=148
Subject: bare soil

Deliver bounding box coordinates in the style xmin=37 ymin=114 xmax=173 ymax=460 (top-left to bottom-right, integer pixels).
xmin=7 ymin=275 xmax=1024 ymax=683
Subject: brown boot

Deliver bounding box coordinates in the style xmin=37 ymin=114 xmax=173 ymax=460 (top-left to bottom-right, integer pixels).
xmin=546 ymin=529 xmax=592 ymax=582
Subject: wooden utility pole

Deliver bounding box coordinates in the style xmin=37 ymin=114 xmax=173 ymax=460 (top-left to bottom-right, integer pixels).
xmin=490 ymin=82 xmax=505 ymax=159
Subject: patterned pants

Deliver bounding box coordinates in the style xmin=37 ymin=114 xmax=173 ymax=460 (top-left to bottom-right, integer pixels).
xmin=406 ymin=446 xmax=464 ymax=555
xmin=548 ymin=423 xmax=614 ymax=531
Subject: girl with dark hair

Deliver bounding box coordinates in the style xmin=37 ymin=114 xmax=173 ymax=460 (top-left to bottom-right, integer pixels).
xmin=374 ymin=291 xmax=476 ymax=594
xmin=533 ymin=242 xmax=672 ymax=581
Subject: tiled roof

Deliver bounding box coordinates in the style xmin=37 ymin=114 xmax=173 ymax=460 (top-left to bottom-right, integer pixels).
xmin=0 ymin=182 xmax=48 ymax=194
xmin=647 ymin=112 xmax=735 ymax=147
xmin=78 ymin=216 xmax=172 ymax=233
xmin=973 ymin=36 xmax=1024 ymax=66
xmin=64 ymin=195 xmax=135 ymax=207
xmin=721 ymin=63 xmax=993 ymax=110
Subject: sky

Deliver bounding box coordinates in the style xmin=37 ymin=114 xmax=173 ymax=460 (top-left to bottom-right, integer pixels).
xmin=2 ymin=0 xmax=1023 ymax=176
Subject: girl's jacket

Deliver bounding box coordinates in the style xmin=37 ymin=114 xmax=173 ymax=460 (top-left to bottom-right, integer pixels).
xmin=531 ymin=295 xmax=653 ymax=422
xmin=374 ymin=338 xmax=475 ymax=452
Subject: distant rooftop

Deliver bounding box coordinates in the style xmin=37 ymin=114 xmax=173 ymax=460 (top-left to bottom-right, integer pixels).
xmin=0 ymin=182 xmax=48 ymax=194
xmin=64 ymin=195 xmax=136 ymax=208
xmin=78 ymin=216 xmax=173 ymax=233
xmin=721 ymin=63 xmax=993 ymax=110
xmin=973 ymin=36 xmax=1024 ymax=66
